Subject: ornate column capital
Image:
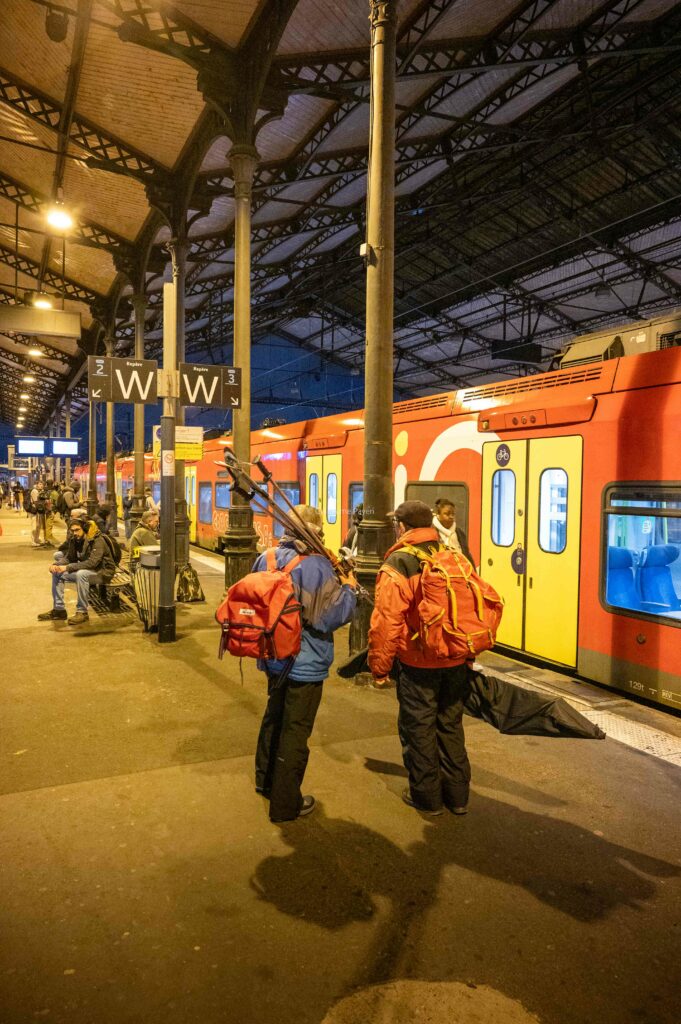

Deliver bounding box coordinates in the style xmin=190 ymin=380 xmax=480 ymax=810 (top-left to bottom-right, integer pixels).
xmin=229 ymin=144 xmax=259 ymax=199
xmin=370 ymin=0 xmax=397 ymax=29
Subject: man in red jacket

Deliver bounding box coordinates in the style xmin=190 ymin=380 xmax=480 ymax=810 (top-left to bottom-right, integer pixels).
xmin=368 ymin=500 xmax=470 ymax=817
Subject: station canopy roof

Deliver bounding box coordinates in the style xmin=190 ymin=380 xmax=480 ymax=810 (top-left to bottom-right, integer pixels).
xmin=2 ymin=0 xmax=681 ymax=432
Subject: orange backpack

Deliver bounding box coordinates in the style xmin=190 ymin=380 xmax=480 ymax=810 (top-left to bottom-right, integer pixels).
xmin=216 ymin=549 xmax=304 ymax=662
xmin=398 ymin=543 xmax=503 ymax=661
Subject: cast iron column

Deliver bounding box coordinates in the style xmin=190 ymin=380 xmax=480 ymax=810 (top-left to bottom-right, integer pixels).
xmin=131 ymin=293 xmax=147 ymax=529
xmin=64 ymin=394 xmax=71 ymax=485
xmin=104 ymin=336 xmax=117 ymax=531
xmin=350 ymin=0 xmax=397 ymax=655
xmin=223 ymin=145 xmax=259 ymax=588
xmin=169 ymin=239 xmax=190 ymax=568
xmin=87 ymin=400 xmax=98 ymax=516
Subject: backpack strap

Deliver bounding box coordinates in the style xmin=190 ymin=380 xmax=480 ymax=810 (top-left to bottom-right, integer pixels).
xmin=265 ymin=548 xmax=304 ymax=575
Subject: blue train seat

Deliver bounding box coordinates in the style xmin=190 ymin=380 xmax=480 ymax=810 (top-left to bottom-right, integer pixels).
xmin=638 ymin=544 xmax=681 ymax=610
xmin=606 ymin=547 xmax=640 ymax=609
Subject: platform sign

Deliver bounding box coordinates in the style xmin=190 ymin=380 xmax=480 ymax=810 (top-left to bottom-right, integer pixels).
xmin=88 ymin=356 xmax=158 ymax=403
xmin=179 ymin=363 xmax=241 ymax=409
xmin=16 ymin=437 xmax=46 ymax=456
xmin=153 ymin=425 xmax=204 ymax=461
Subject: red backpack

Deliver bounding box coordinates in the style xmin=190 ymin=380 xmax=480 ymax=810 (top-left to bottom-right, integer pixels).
xmin=216 ymin=549 xmax=304 ymax=662
xmin=397 ymin=543 xmax=503 ymax=661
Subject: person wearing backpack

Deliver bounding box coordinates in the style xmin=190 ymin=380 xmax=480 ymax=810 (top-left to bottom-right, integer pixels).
xmin=368 ymin=500 xmax=502 ymax=818
xmin=61 ymin=481 xmax=81 ymax=517
xmin=251 ymin=505 xmax=357 ymax=823
xmin=29 ymin=481 xmax=49 ymax=547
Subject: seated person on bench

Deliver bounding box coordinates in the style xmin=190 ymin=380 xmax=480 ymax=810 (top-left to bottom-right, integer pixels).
xmin=38 ymin=517 xmax=115 ymax=626
xmin=129 ymin=510 xmax=160 ymax=567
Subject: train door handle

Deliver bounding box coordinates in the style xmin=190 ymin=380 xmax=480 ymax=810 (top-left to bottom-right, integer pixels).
xmin=529 ymin=577 xmax=533 ymax=589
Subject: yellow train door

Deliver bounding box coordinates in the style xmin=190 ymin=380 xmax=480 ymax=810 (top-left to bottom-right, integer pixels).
xmin=306 ymin=454 xmax=342 ymax=552
xmin=480 ymin=440 xmax=527 ymax=650
xmin=185 ymin=465 xmax=197 ymax=543
xmin=480 ymin=436 xmax=583 ymax=667
xmin=524 ymin=436 xmax=582 ymax=666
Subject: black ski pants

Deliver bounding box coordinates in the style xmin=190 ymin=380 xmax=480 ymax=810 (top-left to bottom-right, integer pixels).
xmin=396 ymin=662 xmax=471 ymax=812
xmin=255 ymin=676 xmax=323 ymax=822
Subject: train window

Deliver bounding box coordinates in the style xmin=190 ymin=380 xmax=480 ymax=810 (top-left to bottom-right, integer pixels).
xmin=185 ymin=477 xmax=191 ymax=505
xmin=539 ymin=469 xmax=568 ymax=554
xmin=405 ymin=481 xmax=469 ymax=537
xmin=215 ymin=483 xmax=231 ymax=510
xmin=198 ymin=483 xmax=213 ymax=525
xmin=251 ymin=485 xmax=269 ymax=517
xmin=348 ymin=483 xmax=363 ymax=513
xmin=273 ymin=484 xmax=301 ymax=539
xmin=603 ymin=486 xmax=681 ymax=624
xmin=192 ymin=476 xmax=196 ymax=505
xmin=309 ymin=473 xmax=319 ymax=509
xmin=326 ymin=474 xmax=338 ymax=524
xmin=491 ymin=470 xmax=515 ymax=546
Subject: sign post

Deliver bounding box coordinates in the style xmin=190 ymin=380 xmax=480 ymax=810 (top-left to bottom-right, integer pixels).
xmin=158 ymin=283 xmax=177 ymax=643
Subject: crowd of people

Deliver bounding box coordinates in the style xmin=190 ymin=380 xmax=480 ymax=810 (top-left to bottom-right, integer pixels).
xmin=0 ymin=477 xmax=160 ymax=625
xmin=4 ymin=474 xmax=475 ymax=824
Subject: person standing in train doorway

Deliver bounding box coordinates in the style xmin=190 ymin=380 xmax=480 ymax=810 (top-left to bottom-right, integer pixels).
xmin=368 ymin=500 xmax=471 ymax=817
xmin=432 ymin=497 xmax=474 ymax=566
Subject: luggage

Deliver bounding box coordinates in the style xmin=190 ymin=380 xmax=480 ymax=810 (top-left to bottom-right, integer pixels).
xmin=397 ymin=543 xmax=503 ymax=660
xmin=216 ymin=549 xmax=305 ymax=662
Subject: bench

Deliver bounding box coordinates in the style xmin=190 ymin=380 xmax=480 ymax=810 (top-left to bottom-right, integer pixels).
xmin=90 ymin=563 xmax=136 ymax=614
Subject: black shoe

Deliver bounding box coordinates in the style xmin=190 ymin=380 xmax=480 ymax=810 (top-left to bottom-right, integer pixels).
xmin=270 ymin=796 xmax=316 ymax=824
xmin=68 ymin=611 xmax=89 ymax=626
xmin=401 ymin=788 xmax=444 ymax=816
xmin=298 ymin=795 xmax=316 ymax=817
xmin=255 ymin=785 xmax=270 ymax=798
xmin=37 ymin=608 xmax=67 ymax=621
xmin=448 ymin=804 xmax=468 ymax=816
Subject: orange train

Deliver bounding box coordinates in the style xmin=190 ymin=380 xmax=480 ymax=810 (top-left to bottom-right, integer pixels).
xmin=76 ymin=323 xmax=681 ymax=711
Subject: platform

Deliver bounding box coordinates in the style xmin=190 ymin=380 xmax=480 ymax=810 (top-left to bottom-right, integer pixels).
xmin=1 ymin=507 xmax=680 ymax=1024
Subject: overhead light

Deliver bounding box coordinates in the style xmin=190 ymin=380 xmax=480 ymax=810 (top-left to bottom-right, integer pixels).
xmin=47 ymin=187 xmax=74 ymax=231
xmin=23 ymin=375 xmax=36 ymax=382
xmin=28 ymin=348 xmax=43 ymax=357
xmin=19 ymin=406 xmax=28 ymax=412
xmin=45 ymin=7 xmax=69 ymax=43
xmin=33 ymin=292 xmax=53 ymax=309
xmin=20 ymin=393 xmax=29 ymax=399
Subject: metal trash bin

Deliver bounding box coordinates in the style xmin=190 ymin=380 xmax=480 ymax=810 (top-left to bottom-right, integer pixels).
xmin=135 ymin=545 xmax=161 ymax=632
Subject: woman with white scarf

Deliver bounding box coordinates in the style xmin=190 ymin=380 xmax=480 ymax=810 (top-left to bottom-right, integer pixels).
xmin=432 ymin=498 xmax=475 ymax=566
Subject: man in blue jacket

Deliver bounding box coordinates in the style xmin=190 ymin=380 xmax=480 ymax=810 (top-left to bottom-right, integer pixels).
xmin=254 ymin=505 xmax=357 ymax=823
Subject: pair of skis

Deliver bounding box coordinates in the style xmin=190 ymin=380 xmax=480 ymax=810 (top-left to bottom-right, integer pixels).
xmin=216 ymin=451 xmax=369 ymax=599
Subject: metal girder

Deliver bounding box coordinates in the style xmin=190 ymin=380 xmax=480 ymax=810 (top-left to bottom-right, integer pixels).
xmin=197 ymin=0 xmax=678 ymax=280
xmin=520 ymin=159 xmax=681 ymax=303
xmin=0 ymin=243 xmax=102 ymax=305
xmin=0 ymin=345 xmax=63 ymax=383
xmin=111 ymin=0 xmax=300 ymax=143
xmin=0 ymin=170 xmax=131 ymax=254
xmin=101 ymin=0 xmax=216 ymax=55
xmin=275 ymin=25 xmax=681 ymax=91
xmin=0 ymin=65 xmax=166 ymax=179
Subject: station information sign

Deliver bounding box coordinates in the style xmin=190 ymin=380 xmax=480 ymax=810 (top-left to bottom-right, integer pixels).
xmin=153 ymin=425 xmax=204 ymax=461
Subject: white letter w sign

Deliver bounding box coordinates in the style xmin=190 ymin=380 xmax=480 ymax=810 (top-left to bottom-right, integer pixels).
xmin=181 ymin=372 xmax=219 ymax=405
xmin=114 ymin=367 xmax=156 ymax=401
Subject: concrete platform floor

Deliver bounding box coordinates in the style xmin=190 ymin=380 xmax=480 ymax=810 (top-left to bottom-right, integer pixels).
xmin=1 ymin=507 xmax=680 ymax=1024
